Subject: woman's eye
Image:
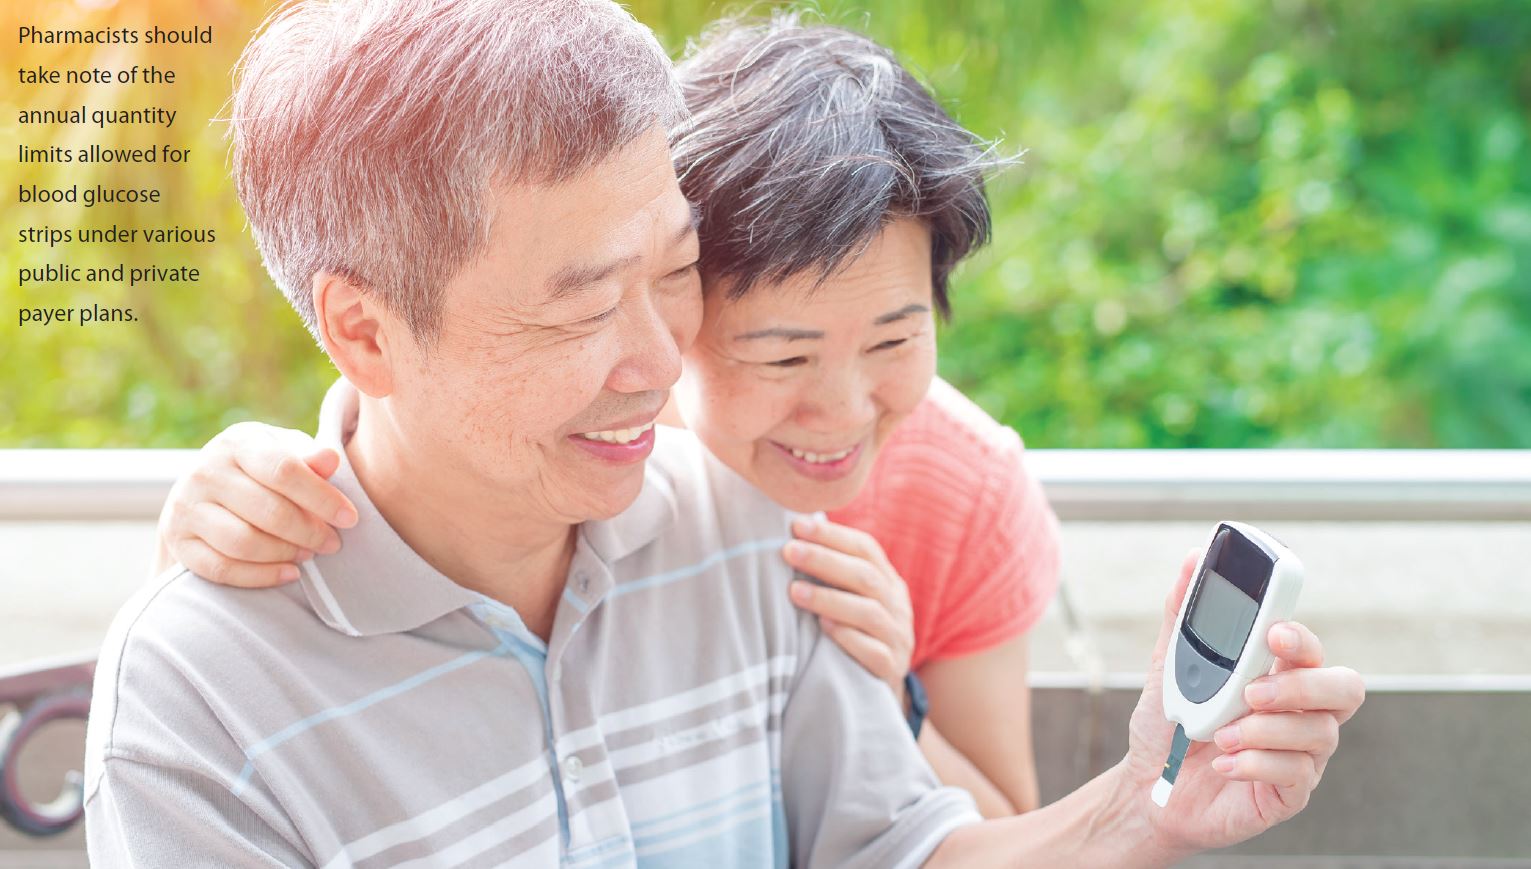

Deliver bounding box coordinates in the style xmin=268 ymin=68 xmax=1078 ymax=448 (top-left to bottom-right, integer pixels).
xmin=767 ymin=357 xmax=808 ymax=368
xmin=871 ymin=338 xmax=908 ymax=352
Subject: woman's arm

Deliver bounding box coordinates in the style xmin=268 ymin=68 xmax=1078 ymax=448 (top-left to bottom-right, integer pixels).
xmin=918 ymin=635 xmax=1039 ymax=816
xmin=782 ymin=518 xmax=1039 ymax=816
xmin=152 ymin=422 xmax=357 ymax=584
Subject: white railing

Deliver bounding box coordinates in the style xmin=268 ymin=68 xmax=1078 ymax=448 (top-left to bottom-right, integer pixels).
xmin=1 ymin=448 xmax=1528 ymax=521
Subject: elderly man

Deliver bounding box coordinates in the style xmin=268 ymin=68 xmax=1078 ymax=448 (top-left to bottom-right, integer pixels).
xmin=85 ymin=0 xmax=1360 ymax=866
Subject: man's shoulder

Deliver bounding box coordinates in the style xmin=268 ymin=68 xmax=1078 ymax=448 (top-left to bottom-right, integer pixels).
xmin=97 ymin=566 xmax=316 ymax=678
xmin=86 ymin=567 xmax=319 ymax=781
xmin=645 ymin=425 xmax=796 ymax=535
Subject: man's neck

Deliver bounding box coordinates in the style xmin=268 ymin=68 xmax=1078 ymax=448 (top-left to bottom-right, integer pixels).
xmin=346 ymin=398 xmax=574 ymax=641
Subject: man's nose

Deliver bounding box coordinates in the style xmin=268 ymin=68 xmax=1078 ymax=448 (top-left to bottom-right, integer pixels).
xmin=607 ymin=292 xmax=684 ymax=394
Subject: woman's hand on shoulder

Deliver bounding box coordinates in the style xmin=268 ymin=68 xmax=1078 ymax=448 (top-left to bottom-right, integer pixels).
xmin=782 ymin=517 xmax=915 ymax=701
xmin=157 ymin=421 xmax=358 ymax=588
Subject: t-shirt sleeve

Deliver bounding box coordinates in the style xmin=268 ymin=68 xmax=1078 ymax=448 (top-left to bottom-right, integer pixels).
xmin=922 ymin=430 xmax=1061 ymax=662
xmin=87 ymin=755 xmax=312 ymax=868
xmin=84 ymin=574 xmax=312 ymax=867
xmin=779 ymin=609 xmax=981 ymax=869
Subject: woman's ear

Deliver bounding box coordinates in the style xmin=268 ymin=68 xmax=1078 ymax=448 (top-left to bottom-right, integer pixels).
xmin=311 ymin=271 xmax=395 ymax=398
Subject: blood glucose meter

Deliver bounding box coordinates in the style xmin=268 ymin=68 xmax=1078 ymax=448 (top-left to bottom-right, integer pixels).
xmin=1152 ymin=521 xmax=1303 ymax=807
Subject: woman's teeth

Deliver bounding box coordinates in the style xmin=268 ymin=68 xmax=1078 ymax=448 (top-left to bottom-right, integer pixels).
xmin=578 ymin=422 xmax=654 ymax=444
xmin=788 ymin=445 xmax=854 ymax=464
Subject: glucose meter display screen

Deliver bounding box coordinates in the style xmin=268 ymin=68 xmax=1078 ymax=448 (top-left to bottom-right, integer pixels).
xmin=1188 ymin=568 xmax=1259 ymax=659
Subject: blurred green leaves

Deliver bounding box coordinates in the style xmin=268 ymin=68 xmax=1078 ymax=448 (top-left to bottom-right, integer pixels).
xmin=2 ymin=0 xmax=1526 ymax=447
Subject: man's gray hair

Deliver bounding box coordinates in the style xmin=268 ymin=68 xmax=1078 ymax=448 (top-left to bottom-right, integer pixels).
xmin=231 ymin=0 xmax=684 ymax=343
xmin=672 ymin=13 xmax=1009 ymax=318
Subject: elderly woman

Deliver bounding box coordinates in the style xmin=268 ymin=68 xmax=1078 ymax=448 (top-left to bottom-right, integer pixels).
xmin=154 ymin=14 xmax=1348 ymax=825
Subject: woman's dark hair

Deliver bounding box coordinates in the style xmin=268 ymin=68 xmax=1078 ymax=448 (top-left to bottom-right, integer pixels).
xmin=671 ymin=12 xmax=1010 ymax=318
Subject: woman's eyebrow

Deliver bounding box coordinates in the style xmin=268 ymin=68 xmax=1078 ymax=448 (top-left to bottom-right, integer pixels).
xmin=874 ymin=303 xmax=931 ymax=325
xmin=734 ymin=326 xmax=824 ymax=342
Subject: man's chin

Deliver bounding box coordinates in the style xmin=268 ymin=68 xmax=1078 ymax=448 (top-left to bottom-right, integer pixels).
xmin=566 ymin=464 xmax=649 ymax=522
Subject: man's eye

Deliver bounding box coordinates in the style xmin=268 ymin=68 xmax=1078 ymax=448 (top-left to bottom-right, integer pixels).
xmin=667 ymin=262 xmax=700 ymax=281
xmin=871 ymin=338 xmax=908 ymax=352
xmin=586 ymin=307 xmax=619 ymax=325
xmin=767 ymin=357 xmax=808 ymax=368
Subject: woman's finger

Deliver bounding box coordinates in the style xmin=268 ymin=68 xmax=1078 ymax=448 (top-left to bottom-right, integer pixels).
xmin=1211 ymin=747 xmax=1320 ymax=792
xmin=191 ymin=502 xmax=315 ymax=565
xmin=1268 ymin=621 xmax=1325 ymax=671
xmin=228 ymin=432 xmax=358 ymax=529
xmin=789 ymin=580 xmax=899 ymax=644
xmin=201 ymin=473 xmax=341 ymax=555
xmin=783 ymin=539 xmax=887 ymax=600
xmin=791 ymin=517 xmax=895 ymax=575
xmin=1244 ymin=666 xmax=1367 ymax=721
xmin=1213 ymin=711 xmax=1340 ymax=757
xmin=818 ymin=618 xmax=902 ymax=685
xmin=173 ymin=538 xmax=301 ymax=589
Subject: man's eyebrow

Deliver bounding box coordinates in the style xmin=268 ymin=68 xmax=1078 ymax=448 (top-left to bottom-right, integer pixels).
xmin=734 ymin=326 xmax=825 ymax=342
xmin=873 ymin=303 xmax=931 ymax=325
xmin=545 ymin=254 xmax=640 ymax=301
xmin=546 ymin=203 xmax=701 ymax=301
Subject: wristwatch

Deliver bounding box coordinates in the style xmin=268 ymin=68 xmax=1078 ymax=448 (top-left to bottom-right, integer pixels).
xmin=904 ymin=671 xmax=929 ymax=739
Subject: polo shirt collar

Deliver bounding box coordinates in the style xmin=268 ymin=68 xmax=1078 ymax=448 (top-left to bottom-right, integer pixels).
xmin=300 ymin=378 xmax=676 ymax=637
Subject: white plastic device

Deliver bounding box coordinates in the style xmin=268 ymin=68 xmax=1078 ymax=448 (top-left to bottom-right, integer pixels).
xmin=1153 ymin=521 xmax=1303 ymax=807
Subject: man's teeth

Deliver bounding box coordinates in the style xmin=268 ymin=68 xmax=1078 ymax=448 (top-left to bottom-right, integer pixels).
xmin=788 ymin=445 xmax=854 ymax=464
xmin=579 ymin=422 xmax=655 ymax=445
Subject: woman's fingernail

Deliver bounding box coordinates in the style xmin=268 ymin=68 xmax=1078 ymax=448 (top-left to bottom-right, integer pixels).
xmin=1214 ymin=725 xmax=1241 ymax=751
xmin=334 ymin=506 xmax=358 ymax=527
xmin=1212 ymin=754 xmax=1236 ymax=774
xmin=792 ymin=517 xmax=817 ymax=535
xmin=296 ymin=549 xmax=315 ymax=562
xmin=319 ymin=534 xmax=342 ymax=555
xmin=1274 ymin=625 xmax=1299 ymax=652
xmin=1246 ymin=682 xmax=1278 ymax=706
xmin=783 ymin=540 xmax=805 ymax=562
xmin=789 ymin=581 xmax=811 ymax=603
xmin=279 ymin=564 xmax=300 ymax=582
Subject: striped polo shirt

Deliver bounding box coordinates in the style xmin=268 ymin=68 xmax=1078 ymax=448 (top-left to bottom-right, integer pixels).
xmin=84 ymin=380 xmax=979 ymax=867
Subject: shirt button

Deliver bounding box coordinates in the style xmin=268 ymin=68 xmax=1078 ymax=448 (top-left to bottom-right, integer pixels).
xmin=575 ymin=572 xmax=591 ymax=594
xmin=563 ymin=755 xmax=583 ymax=783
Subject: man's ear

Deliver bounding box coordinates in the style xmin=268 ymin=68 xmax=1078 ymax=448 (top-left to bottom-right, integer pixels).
xmin=311 ymin=271 xmax=395 ymax=398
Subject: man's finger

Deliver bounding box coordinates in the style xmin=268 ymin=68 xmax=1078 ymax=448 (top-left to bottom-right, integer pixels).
xmin=1212 ymin=747 xmax=1319 ymax=792
xmin=1269 ymin=621 xmax=1325 ymax=671
xmin=1213 ymin=710 xmax=1339 ymax=757
xmin=1244 ymin=666 xmax=1367 ymax=719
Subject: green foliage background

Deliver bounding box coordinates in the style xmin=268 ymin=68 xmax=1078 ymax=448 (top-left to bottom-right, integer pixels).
xmin=3 ymin=0 xmax=1528 ymax=448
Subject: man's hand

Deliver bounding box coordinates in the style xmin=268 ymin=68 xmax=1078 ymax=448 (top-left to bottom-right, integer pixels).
xmin=1120 ymin=551 xmax=1366 ymax=855
xmin=782 ymin=517 xmax=916 ymax=702
xmin=155 ymin=422 xmax=358 ymax=587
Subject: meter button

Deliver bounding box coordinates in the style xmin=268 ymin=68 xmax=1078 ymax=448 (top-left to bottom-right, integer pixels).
xmin=1186 ymin=662 xmax=1203 ymax=688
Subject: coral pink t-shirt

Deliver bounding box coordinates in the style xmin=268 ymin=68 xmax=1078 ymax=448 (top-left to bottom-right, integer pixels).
xmin=826 ymin=378 xmax=1061 ymax=670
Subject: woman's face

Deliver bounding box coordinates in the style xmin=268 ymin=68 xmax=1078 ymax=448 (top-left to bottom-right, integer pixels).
xmin=676 ymin=218 xmax=938 ymax=513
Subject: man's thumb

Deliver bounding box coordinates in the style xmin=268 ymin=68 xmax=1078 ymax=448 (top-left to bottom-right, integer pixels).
xmin=1151 ymin=548 xmax=1200 ymax=665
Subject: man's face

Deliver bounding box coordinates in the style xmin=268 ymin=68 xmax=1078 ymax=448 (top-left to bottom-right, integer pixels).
xmin=383 ymin=125 xmax=702 ymax=523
